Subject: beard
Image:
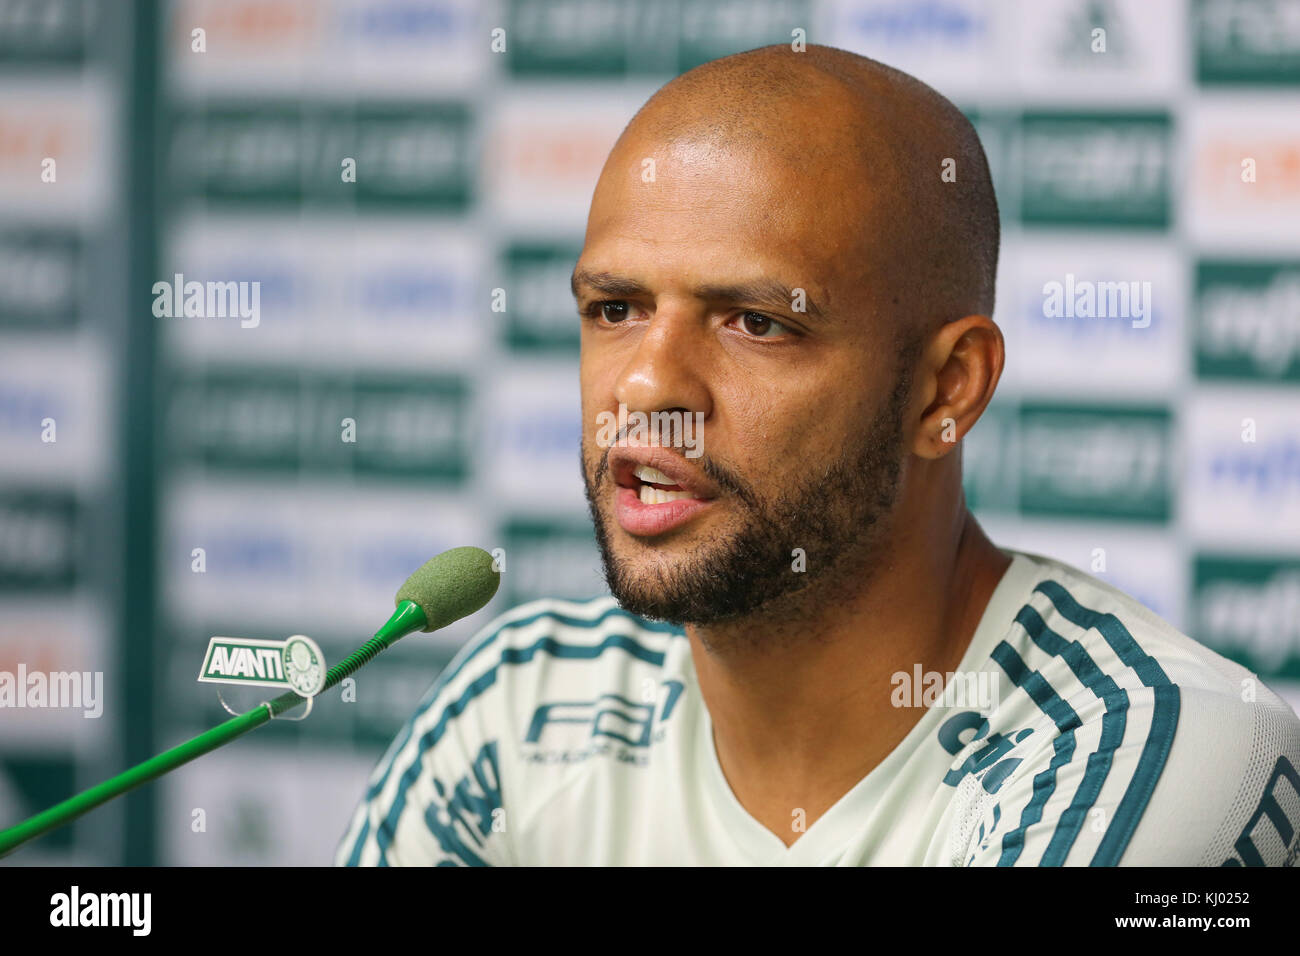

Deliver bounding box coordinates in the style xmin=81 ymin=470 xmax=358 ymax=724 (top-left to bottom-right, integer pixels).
xmin=581 ymin=353 xmax=915 ymax=627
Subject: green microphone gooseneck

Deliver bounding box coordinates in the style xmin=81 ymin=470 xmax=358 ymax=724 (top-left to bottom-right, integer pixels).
xmin=0 ymin=546 xmax=500 ymax=859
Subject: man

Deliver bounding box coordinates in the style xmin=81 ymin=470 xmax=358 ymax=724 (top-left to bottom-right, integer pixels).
xmin=337 ymin=44 xmax=1300 ymax=866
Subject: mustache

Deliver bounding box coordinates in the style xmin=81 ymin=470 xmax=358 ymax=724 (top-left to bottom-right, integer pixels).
xmin=584 ymin=435 xmax=759 ymax=508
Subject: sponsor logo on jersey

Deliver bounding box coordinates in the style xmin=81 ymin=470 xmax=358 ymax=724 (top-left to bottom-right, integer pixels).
xmin=424 ymin=741 xmax=504 ymax=866
xmin=1221 ymin=755 xmax=1300 ymax=866
xmin=937 ymin=709 xmax=1035 ymax=795
xmin=522 ymin=681 xmax=686 ymax=765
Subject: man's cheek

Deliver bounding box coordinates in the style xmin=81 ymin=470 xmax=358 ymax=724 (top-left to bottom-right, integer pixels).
xmin=756 ymin=406 xmax=844 ymax=462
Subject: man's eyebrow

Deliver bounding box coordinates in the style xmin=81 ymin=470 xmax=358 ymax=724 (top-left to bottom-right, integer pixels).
xmin=571 ymin=269 xmax=651 ymax=301
xmin=571 ymin=269 xmax=826 ymax=320
xmin=695 ymin=280 xmax=826 ymax=321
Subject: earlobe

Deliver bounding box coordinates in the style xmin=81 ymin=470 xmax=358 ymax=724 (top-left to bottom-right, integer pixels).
xmin=912 ymin=415 xmax=962 ymax=460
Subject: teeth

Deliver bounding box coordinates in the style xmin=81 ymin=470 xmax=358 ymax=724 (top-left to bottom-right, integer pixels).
xmin=638 ymin=485 xmax=698 ymax=505
xmin=634 ymin=465 xmax=676 ymax=485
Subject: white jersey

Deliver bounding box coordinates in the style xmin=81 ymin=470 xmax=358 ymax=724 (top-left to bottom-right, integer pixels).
xmin=335 ymin=549 xmax=1300 ymax=866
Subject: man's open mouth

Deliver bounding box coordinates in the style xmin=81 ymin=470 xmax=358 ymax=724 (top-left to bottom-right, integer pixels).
xmin=607 ymin=448 xmax=717 ymax=536
xmin=634 ymin=465 xmax=703 ymax=504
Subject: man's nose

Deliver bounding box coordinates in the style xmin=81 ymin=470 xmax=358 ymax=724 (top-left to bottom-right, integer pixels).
xmin=612 ymin=307 xmax=712 ymax=419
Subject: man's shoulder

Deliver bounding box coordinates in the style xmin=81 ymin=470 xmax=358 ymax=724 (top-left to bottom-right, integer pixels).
xmin=335 ymin=597 xmax=686 ymax=866
xmin=1005 ymin=549 xmax=1268 ymax=699
xmin=964 ymin=550 xmax=1300 ymax=865
xmin=425 ymin=595 xmax=686 ymax=712
xmin=1003 ymin=547 xmax=1300 ymax=768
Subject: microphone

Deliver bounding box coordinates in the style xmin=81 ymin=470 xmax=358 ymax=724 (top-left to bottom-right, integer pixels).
xmin=0 ymin=546 xmax=501 ymax=858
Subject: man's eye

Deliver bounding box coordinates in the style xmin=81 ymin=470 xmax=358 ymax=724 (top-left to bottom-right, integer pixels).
xmin=596 ymin=301 xmax=630 ymax=323
xmin=734 ymin=312 xmax=788 ymax=338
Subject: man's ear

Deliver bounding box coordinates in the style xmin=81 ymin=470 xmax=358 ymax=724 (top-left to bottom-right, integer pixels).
xmin=910 ymin=315 xmax=1005 ymax=459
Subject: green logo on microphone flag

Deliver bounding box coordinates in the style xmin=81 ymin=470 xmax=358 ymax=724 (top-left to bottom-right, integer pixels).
xmin=198 ymin=635 xmax=326 ymax=697
xmin=282 ymin=635 xmax=326 ymax=697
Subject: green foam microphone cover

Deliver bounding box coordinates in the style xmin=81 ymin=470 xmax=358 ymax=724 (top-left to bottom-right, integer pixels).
xmin=395 ymin=546 xmax=501 ymax=632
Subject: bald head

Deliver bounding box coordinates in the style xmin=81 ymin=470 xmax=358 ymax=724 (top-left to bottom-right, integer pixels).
xmin=598 ymin=43 xmax=1000 ymax=341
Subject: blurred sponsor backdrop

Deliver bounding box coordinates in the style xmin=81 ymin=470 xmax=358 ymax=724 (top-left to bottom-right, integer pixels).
xmin=0 ymin=0 xmax=1297 ymax=864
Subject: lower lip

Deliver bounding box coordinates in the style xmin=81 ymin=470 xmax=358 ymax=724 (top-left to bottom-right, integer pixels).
xmin=614 ymin=485 xmax=714 ymax=537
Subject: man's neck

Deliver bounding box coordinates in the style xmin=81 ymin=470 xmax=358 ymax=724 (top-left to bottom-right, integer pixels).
xmin=686 ymin=508 xmax=1012 ymax=847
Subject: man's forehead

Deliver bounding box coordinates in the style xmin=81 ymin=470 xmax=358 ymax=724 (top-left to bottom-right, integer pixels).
xmin=586 ymin=129 xmax=888 ymax=267
xmin=593 ymin=132 xmax=835 ymax=207
xmin=584 ymin=177 xmax=864 ymax=284
xmin=588 ymin=157 xmax=796 ymax=228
